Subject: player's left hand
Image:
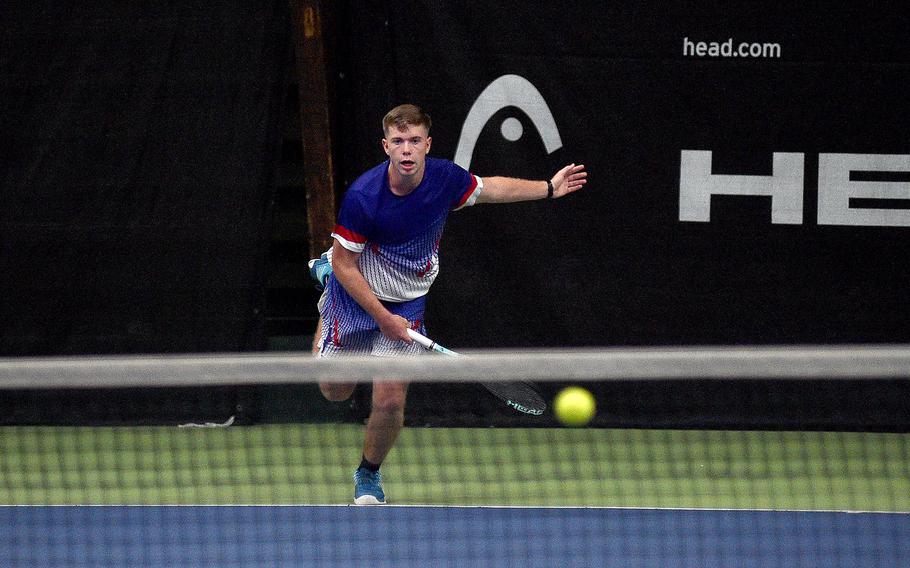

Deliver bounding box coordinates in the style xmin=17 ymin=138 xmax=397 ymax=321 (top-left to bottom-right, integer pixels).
xmin=550 ymin=163 xmax=587 ymax=198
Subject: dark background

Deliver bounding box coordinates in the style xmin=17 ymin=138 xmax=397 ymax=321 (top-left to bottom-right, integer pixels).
xmin=2 ymin=2 xmax=908 ymax=430
xmin=1 ymin=2 xmax=290 ymax=355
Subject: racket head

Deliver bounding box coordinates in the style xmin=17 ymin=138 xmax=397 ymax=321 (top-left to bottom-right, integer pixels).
xmin=407 ymin=329 xmax=543 ymax=415
xmin=481 ymin=381 xmax=547 ymax=416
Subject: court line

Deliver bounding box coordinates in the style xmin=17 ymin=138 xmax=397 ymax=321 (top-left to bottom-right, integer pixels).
xmin=3 ymin=504 xmax=907 ymax=514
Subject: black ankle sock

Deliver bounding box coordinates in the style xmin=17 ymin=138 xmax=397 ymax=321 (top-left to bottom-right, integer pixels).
xmin=359 ymin=456 xmax=381 ymax=472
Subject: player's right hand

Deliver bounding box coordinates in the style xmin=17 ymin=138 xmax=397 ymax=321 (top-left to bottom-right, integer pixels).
xmin=378 ymin=314 xmax=413 ymax=343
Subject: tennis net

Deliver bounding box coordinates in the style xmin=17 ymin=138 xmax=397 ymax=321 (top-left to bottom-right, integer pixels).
xmin=1 ymin=346 xmax=909 ymax=567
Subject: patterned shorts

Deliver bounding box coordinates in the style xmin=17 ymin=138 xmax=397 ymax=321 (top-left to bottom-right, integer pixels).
xmin=317 ymin=276 xmax=427 ymax=358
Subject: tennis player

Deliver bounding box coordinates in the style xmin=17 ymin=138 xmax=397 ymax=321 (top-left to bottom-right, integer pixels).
xmin=312 ymin=104 xmax=586 ymax=504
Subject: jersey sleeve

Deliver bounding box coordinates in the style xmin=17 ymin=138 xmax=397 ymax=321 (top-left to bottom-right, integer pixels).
xmin=448 ymin=162 xmax=483 ymax=211
xmin=453 ymin=174 xmax=483 ymax=211
xmin=331 ymin=192 xmax=372 ymax=253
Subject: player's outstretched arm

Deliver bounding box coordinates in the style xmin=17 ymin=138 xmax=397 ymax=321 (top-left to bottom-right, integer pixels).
xmin=549 ymin=163 xmax=587 ymax=199
xmin=476 ymin=163 xmax=587 ymax=204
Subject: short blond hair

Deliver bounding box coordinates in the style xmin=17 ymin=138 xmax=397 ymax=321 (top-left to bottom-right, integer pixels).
xmin=382 ymin=104 xmax=432 ymax=136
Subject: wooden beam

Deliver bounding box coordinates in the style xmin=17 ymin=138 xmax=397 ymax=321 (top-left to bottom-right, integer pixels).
xmin=290 ymin=0 xmax=336 ymax=258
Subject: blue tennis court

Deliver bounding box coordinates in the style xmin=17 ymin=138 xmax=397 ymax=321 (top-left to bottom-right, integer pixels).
xmin=2 ymin=505 xmax=907 ymax=567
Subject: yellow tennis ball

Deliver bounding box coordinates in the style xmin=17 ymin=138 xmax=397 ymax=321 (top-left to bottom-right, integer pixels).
xmin=554 ymin=386 xmax=596 ymax=427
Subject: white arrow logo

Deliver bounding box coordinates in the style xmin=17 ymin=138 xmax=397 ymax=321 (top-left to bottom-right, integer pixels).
xmin=454 ymin=74 xmax=563 ymax=169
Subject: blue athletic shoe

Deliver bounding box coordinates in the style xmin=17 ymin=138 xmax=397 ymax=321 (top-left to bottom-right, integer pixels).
xmin=308 ymin=252 xmax=333 ymax=291
xmin=353 ymin=468 xmax=386 ymax=505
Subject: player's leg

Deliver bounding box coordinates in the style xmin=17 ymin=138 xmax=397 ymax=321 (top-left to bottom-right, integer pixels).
xmin=320 ymin=383 xmax=356 ymax=401
xmin=314 ymin=314 xmax=357 ymax=401
xmin=353 ymin=308 xmax=425 ymax=505
xmin=362 ymin=380 xmax=408 ymax=466
xmin=354 ymin=379 xmax=408 ymax=505
xmin=312 ymin=274 xmax=364 ymax=402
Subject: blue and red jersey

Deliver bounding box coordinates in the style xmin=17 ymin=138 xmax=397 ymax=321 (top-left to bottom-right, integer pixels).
xmin=330 ymin=156 xmax=482 ymax=302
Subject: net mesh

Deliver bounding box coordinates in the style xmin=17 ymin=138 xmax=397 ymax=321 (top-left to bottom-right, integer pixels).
xmin=2 ymin=350 xmax=909 ymax=567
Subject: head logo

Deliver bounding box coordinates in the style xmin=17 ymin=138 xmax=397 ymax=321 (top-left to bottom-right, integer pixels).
xmin=454 ymin=74 xmax=562 ymax=169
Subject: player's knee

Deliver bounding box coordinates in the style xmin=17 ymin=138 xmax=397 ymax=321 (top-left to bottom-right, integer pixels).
xmin=370 ymin=386 xmax=407 ymax=417
xmin=320 ymin=382 xmax=355 ymax=401
xmin=371 ymin=398 xmax=404 ymax=417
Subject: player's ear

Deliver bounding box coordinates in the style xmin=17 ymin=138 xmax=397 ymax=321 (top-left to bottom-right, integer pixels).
xmin=381 ymin=137 xmax=390 ymax=155
xmin=425 ymin=136 xmax=431 ymax=154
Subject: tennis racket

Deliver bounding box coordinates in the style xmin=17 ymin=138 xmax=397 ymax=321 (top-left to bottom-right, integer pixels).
xmin=406 ymin=328 xmax=547 ymax=416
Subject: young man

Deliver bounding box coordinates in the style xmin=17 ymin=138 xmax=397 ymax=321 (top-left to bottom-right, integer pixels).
xmin=312 ymin=104 xmax=586 ymax=504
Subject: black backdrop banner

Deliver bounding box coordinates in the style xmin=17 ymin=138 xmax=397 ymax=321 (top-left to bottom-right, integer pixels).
xmin=326 ymin=2 xmax=910 ymax=429
xmin=1 ymin=2 xmax=289 ymax=355
xmin=3 ymin=3 xmax=908 ymax=429
xmin=335 ymin=2 xmax=910 ymax=349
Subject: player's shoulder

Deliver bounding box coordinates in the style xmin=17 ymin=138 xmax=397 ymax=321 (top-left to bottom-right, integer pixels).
xmin=424 ymin=156 xmax=469 ymax=182
xmin=346 ymin=161 xmax=389 ymax=199
xmin=425 ymin=156 xmax=464 ymax=174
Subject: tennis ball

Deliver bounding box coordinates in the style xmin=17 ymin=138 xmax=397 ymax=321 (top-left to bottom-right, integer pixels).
xmin=553 ymin=386 xmax=596 ymax=427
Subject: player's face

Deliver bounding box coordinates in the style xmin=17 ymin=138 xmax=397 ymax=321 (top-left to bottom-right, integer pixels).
xmin=382 ymin=123 xmax=432 ymax=182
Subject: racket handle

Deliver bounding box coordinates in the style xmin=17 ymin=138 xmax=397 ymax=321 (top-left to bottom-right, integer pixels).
xmin=406 ymin=328 xmax=434 ymax=350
